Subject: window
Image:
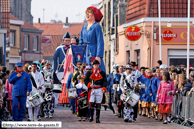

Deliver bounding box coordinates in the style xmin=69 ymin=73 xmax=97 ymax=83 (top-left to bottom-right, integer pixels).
xmin=33 ymin=36 xmax=38 ymax=51
xmin=136 ymin=50 xmax=140 ymax=69
xmin=127 ymin=51 xmax=130 ymax=64
xmin=105 ymin=51 xmax=107 ymax=66
xmin=24 ymin=35 xmax=29 ymax=50
xmin=10 ymin=31 xmax=15 ymax=46
xmin=104 ymin=4 xmax=106 ymax=33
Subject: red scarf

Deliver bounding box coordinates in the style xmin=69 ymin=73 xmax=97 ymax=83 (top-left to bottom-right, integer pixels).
xmin=16 ymin=70 xmax=24 ymax=74
xmin=159 ymin=76 xmax=163 ymax=80
xmin=145 ymin=75 xmax=154 ymax=79
xmin=64 ymin=45 xmax=70 ymax=50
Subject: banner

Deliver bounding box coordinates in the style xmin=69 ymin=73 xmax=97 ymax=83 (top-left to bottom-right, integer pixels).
xmin=42 ymin=36 xmax=51 ymax=43
xmin=71 ymin=45 xmax=87 ymax=66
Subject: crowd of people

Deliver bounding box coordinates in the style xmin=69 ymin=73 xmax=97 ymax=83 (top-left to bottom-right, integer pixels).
xmin=106 ymin=60 xmax=194 ymax=124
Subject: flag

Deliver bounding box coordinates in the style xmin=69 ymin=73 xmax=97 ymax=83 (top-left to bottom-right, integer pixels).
xmin=71 ymin=45 xmax=87 ymax=66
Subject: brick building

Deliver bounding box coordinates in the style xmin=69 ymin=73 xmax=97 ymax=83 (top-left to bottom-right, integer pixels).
xmin=116 ymin=0 xmax=194 ymax=68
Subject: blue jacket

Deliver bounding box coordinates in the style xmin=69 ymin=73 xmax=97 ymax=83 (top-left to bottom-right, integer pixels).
xmin=79 ymin=22 xmax=105 ymax=73
xmin=66 ymin=73 xmax=74 ymax=90
xmin=53 ymin=46 xmax=70 ymax=72
xmin=151 ymin=76 xmax=162 ymax=103
xmin=8 ymin=72 xmax=32 ymax=97
xmin=107 ymin=72 xmax=114 ymax=94
xmin=113 ymin=73 xmax=122 ymax=94
xmin=138 ymin=75 xmax=153 ymax=102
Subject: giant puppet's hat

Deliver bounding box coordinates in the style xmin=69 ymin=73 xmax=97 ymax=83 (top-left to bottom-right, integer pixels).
xmin=88 ymin=6 xmax=103 ymax=22
xmin=63 ymin=32 xmax=71 ymax=39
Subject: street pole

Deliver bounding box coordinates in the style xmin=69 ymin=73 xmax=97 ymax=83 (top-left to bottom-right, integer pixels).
xmin=158 ymin=0 xmax=162 ymax=60
xmin=187 ymin=0 xmax=190 ymax=79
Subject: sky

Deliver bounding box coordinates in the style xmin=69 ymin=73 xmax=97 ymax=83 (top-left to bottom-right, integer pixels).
xmin=31 ymin=0 xmax=102 ymax=23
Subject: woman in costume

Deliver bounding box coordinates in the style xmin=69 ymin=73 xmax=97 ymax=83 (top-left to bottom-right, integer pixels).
xmin=79 ymin=6 xmax=105 ymax=73
xmin=59 ymin=47 xmax=74 ymax=106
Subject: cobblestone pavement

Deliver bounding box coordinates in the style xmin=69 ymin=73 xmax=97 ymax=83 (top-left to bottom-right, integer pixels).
xmin=24 ymin=107 xmax=189 ymax=129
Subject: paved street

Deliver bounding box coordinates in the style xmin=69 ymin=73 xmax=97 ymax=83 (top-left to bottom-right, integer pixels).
xmin=25 ymin=106 xmax=189 ymax=129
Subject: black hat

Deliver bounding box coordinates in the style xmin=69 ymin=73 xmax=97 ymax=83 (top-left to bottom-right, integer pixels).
xmin=130 ymin=61 xmax=137 ymax=66
xmin=63 ymin=32 xmax=71 ymax=39
xmin=93 ymin=60 xmax=100 ymax=65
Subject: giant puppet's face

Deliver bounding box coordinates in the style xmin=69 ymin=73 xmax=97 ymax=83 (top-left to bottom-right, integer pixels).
xmin=63 ymin=38 xmax=71 ymax=45
xmin=86 ymin=12 xmax=95 ymax=22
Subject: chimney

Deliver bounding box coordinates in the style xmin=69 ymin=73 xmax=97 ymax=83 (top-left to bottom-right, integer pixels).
xmin=38 ymin=18 xmax=41 ymax=23
xmin=63 ymin=17 xmax=70 ymax=28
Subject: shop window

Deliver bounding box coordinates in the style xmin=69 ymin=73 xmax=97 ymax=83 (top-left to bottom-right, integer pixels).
xmin=169 ymin=58 xmax=194 ymax=67
xmin=10 ymin=31 xmax=15 ymax=46
xmin=24 ymin=35 xmax=29 ymax=50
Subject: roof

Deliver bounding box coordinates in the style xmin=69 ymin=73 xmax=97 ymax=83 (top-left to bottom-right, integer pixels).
xmin=34 ymin=22 xmax=87 ymax=57
xmin=125 ymin=0 xmax=194 ymax=23
xmin=10 ymin=13 xmax=39 ymax=30
xmin=33 ymin=23 xmax=86 ymax=36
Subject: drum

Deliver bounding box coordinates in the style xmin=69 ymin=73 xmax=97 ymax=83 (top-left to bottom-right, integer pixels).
xmin=120 ymin=91 xmax=140 ymax=107
xmin=28 ymin=93 xmax=44 ymax=107
xmin=138 ymin=83 xmax=146 ymax=89
xmin=77 ymin=96 xmax=88 ymax=109
xmin=44 ymin=82 xmax=53 ymax=89
xmin=68 ymin=88 xmax=76 ymax=99
xmin=53 ymin=84 xmax=63 ymax=93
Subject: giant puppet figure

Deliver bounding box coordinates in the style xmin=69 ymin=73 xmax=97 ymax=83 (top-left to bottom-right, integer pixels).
xmin=53 ymin=32 xmax=71 ymax=105
xmin=79 ymin=6 xmax=105 ymax=73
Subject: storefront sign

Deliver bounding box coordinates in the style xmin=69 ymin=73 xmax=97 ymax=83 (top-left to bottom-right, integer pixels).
xmin=125 ymin=25 xmax=142 ymax=41
xmin=157 ymin=27 xmax=194 ymax=44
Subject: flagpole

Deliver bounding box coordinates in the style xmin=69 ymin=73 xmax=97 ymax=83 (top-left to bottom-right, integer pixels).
xmin=158 ymin=0 xmax=162 ymax=60
xmin=187 ymin=0 xmax=191 ymax=79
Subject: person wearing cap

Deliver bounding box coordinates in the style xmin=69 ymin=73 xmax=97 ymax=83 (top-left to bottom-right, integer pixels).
xmin=75 ymin=75 xmax=88 ymax=121
xmin=79 ymin=6 xmax=106 ymax=73
xmin=84 ymin=60 xmax=107 ymax=123
xmin=53 ymin=32 xmax=71 ymax=107
xmin=8 ymin=62 xmax=32 ymax=121
xmin=54 ymin=32 xmax=71 ymax=80
xmin=41 ymin=60 xmax=58 ymax=118
xmin=26 ymin=63 xmax=45 ymax=121
xmin=120 ymin=64 xmax=136 ymax=122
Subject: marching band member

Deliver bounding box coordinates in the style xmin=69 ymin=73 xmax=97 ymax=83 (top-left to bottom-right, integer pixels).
xmin=26 ymin=63 xmax=45 ymax=121
xmin=41 ymin=61 xmax=56 ymax=118
xmin=79 ymin=6 xmax=106 ymax=73
xmin=8 ymin=62 xmax=32 ymax=121
xmin=53 ymin=32 xmax=71 ymax=106
xmin=120 ymin=65 xmax=134 ymax=122
xmin=75 ymin=75 xmax=88 ymax=121
xmin=113 ymin=65 xmax=124 ymax=118
xmin=84 ymin=60 xmax=107 ymax=123
xmin=66 ymin=72 xmax=76 ymax=114
xmin=130 ymin=62 xmax=142 ymax=120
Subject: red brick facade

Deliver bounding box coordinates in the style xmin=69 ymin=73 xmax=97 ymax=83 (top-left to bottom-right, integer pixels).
xmin=125 ymin=0 xmax=194 ymax=23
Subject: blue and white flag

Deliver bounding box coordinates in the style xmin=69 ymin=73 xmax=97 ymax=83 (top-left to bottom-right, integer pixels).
xmin=71 ymin=45 xmax=87 ymax=66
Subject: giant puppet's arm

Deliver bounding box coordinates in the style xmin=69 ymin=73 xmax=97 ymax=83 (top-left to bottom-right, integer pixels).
xmin=79 ymin=26 xmax=84 ymax=45
xmin=53 ymin=48 xmax=59 ymax=72
xmin=95 ymin=24 xmax=104 ymax=58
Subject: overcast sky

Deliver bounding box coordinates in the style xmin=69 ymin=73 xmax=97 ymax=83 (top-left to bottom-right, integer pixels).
xmin=31 ymin=0 xmax=102 ymax=23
